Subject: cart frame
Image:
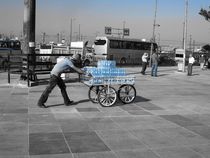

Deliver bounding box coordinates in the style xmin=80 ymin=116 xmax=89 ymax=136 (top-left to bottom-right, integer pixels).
xmin=82 ymin=75 xmax=136 ymax=107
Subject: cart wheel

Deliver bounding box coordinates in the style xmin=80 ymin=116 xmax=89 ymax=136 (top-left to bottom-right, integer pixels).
xmin=118 ymin=85 xmax=136 ymax=104
xmin=98 ymin=86 xmax=117 ymax=107
xmin=88 ymin=86 xmax=104 ymax=103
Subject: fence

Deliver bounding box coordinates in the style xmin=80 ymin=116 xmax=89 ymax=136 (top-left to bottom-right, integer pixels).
xmin=8 ymin=53 xmax=80 ymax=87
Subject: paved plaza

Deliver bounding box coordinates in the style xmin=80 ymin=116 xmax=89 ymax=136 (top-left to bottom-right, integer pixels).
xmin=0 ymin=66 xmax=210 ymax=158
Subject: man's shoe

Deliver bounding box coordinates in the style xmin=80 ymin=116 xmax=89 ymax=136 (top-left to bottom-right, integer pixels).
xmin=141 ymin=72 xmax=145 ymax=75
xmin=65 ymin=100 xmax=74 ymax=106
xmin=37 ymin=103 xmax=48 ymax=108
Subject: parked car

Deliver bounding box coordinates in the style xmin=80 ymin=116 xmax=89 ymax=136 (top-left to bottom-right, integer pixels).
xmin=158 ymin=56 xmax=176 ymax=66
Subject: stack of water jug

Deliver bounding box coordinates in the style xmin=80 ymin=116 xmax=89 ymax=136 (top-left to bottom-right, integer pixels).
xmin=83 ymin=60 xmax=133 ymax=85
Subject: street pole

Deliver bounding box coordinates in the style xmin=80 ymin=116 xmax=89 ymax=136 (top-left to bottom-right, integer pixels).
xmin=122 ymin=21 xmax=125 ymax=38
xmin=70 ymin=18 xmax=72 ymax=45
xmin=22 ymin=0 xmax=36 ymax=79
xmin=182 ymin=22 xmax=185 ymax=49
xmin=78 ymin=24 xmax=81 ymax=41
xmin=183 ymin=0 xmax=188 ymax=72
xmin=70 ymin=18 xmax=76 ymax=44
xmin=189 ymin=34 xmax=192 ymax=52
xmin=23 ymin=0 xmax=36 ymax=55
xmin=42 ymin=32 xmax=46 ymax=44
xmin=149 ymin=0 xmax=158 ymax=67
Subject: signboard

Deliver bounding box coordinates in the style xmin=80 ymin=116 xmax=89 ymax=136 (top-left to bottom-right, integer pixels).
xmin=105 ymin=27 xmax=112 ymax=35
xmin=123 ymin=28 xmax=130 ymax=36
xmin=175 ymin=49 xmax=185 ymax=61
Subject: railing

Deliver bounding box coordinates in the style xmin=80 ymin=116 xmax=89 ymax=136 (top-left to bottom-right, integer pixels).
xmin=8 ymin=53 xmax=80 ymax=87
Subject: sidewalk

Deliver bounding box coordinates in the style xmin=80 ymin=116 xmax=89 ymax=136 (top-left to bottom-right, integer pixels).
xmin=0 ymin=66 xmax=210 ymax=158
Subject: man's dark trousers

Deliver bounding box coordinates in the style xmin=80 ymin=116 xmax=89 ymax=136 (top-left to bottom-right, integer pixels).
xmin=141 ymin=62 xmax=147 ymax=74
xmin=187 ymin=63 xmax=193 ymax=76
xmin=38 ymin=75 xmax=70 ymax=105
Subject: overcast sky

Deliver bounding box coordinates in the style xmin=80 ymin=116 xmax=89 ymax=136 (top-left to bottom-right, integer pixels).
xmin=1 ymin=0 xmax=210 ymax=45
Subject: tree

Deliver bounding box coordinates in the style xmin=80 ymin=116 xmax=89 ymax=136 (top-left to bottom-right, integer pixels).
xmin=199 ymin=7 xmax=210 ymax=21
xmin=202 ymin=44 xmax=210 ymax=52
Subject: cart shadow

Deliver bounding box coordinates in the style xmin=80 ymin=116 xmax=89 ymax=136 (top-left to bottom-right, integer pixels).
xmin=46 ymin=99 xmax=90 ymax=108
xmin=114 ymin=95 xmax=150 ymax=106
xmin=46 ymin=96 xmax=150 ymax=108
xmin=134 ymin=96 xmax=150 ymax=103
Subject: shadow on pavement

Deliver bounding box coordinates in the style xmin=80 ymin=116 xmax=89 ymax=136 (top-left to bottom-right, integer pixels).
xmin=157 ymin=74 xmax=169 ymax=77
xmin=191 ymin=73 xmax=199 ymax=76
xmin=46 ymin=99 xmax=90 ymax=108
xmin=134 ymin=96 xmax=150 ymax=103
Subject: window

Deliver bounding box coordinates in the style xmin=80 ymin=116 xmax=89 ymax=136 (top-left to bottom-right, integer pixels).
xmin=108 ymin=39 xmax=157 ymax=51
xmin=40 ymin=45 xmax=51 ymax=49
xmin=133 ymin=42 xmax=142 ymax=50
xmin=176 ymin=54 xmax=184 ymax=58
xmin=94 ymin=39 xmax=106 ymax=45
xmin=142 ymin=43 xmax=151 ymax=50
xmin=110 ymin=40 xmax=119 ymax=49
xmin=125 ymin=41 xmax=132 ymax=49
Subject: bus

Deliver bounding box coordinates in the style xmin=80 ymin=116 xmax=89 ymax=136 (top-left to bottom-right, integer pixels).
xmin=70 ymin=41 xmax=94 ymax=66
xmin=0 ymin=39 xmax=22 ymax=70
xmin=93 ymin=36 xmax=158 ymax=65
xmin=37 ymin=41 xmax=94 ymax=67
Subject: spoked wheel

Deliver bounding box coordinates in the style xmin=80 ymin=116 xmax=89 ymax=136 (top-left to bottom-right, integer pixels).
xmin=98 ymin=86 xmax=117 ymax=107
xmin=88 ymin=86 xmax=104 ymax=103
xmin=118 ymin=84 xmax=136 ymax=104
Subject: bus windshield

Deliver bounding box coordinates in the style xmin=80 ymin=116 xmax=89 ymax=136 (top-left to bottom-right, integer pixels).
xmin=94 ymin=39 xmax=106 ymax=45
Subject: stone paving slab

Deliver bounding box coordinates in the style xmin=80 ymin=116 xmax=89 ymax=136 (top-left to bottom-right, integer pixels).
xmin=0 ymin=66 xmax=210 ymax=158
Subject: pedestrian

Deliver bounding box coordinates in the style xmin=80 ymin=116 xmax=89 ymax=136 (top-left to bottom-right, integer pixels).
xmin=208 ymin=57 xmax=210 ymax=69
xmin=141 ymin=52 xmax=148 ymax=75
xmin=199 ymin=54 xmax=205 ymax=70
xmin=37 ymin=54 xmax=86 ymax=108
xmin=187 ymin=54 xmax=195 ymax=76
xmin=151 ymin=52 xmax=159 ymax=77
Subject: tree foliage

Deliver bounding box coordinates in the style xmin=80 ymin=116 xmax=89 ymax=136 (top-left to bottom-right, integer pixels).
xmin=202 ymin=44 xmax=210 ymax=52
xmin=199 ymin=8 xmax=210 ymax=21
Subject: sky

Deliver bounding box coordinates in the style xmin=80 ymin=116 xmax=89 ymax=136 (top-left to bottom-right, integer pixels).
xmin=1 ymin=0 xmax=210 ymax=46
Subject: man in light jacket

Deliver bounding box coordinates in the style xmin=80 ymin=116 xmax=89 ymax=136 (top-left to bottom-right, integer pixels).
xmin=141 ymin=52 xmax=148 ymax=75
xmin=187 ymin=54 xmax=195 ymax=76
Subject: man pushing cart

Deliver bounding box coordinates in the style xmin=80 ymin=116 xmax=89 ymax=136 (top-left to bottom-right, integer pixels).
xmin=37 ymin=57 xmax=136 ymax=108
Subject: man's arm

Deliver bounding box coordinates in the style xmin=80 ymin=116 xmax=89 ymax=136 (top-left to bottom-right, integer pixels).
xmin=71 ymin=65 xmax=85 ymax=74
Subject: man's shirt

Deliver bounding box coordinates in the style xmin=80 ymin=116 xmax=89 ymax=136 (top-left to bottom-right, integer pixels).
xmin=151 ymin=53 xmax=158 ymax=65
xmin=142 ymin=55 xmax=148 ymax=62
xmin=51 ymin=58 xmax=74 ymax=76
xmin=189 ymin=57 xmax=195 ymax=64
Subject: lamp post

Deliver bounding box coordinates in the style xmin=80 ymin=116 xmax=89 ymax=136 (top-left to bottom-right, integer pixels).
xmin=122 ymin=21 xmax=126 ymax=38
xmin=183 ymin=0 xmax=188 ymax=72
xmin=149 ymin=0 xmax=158 ymax=67
xmin=22 ymin=0 xmax=36 ymax=80
xmin=70 ymin=18 xmax=75 ymax=45
xmin=78 ymin=24 xmax=81 ymax=41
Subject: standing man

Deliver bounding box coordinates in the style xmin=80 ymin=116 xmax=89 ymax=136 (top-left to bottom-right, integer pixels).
xmin=37 ymin=54 xmax=86 ymax=108
xmin=199 ymin=54 xmax=205 ymax=70
xmin=151 ymin=52 xmax=159 ymax=77
xmin=187 ymin=54 xmax=195 ymax=76
xmin=141 ymin=52 xmax=148 ymax=75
